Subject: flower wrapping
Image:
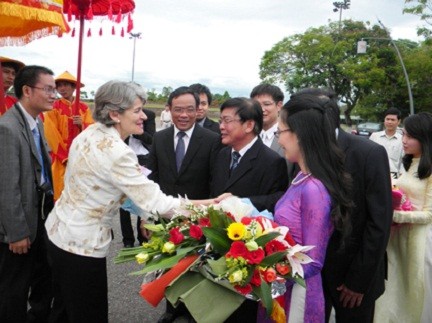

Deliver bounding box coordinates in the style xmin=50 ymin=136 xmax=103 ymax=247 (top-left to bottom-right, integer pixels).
xmin=115 ymin=197 xmax=314 ymax=320
xmin=392 ymin=187 xmax=413 ymax=211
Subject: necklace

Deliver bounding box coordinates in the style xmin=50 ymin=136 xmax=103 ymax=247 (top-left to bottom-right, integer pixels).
xmin=291 ymin=172 xmax=312 ymax=185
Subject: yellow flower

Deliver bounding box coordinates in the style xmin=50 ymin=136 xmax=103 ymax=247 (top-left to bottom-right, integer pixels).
xmin=162 ymin=241 xmax=176 ymax=254
xmin=227 ymin=223 xmax=247 ymax=240
xmin=228 ymin=270 xmax=243 ymax=283
xmin=135 ymin=252 xmax=149 ymax=264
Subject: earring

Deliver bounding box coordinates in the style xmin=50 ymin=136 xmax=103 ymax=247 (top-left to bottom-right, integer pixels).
xmin=116 ymin=119 xmax=120 ymax=123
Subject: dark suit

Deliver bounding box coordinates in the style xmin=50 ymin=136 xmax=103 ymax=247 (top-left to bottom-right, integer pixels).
xmin=201 ymin=117 xmax=220 ymax=134
xmin=211 ymin=138 xmax=288 ymax=213
xmin=148 ymin=125 xmax=221 ymax=199
xmin=322 ymin=130 xmax=393 ymax=322
xmin=0 ymin=104 xmax=53 ymax=322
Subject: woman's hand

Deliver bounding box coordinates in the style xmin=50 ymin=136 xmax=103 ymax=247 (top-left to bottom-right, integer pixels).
xmin=139 ymin=220 xmax=152 ymax=240
xmin=214 ymin=193 xmax=234 ymax=203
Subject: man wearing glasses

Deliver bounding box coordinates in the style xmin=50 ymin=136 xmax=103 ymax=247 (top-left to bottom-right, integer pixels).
xmin=250 ymin=83 xmax=296 ymax=183
xmin=43 ymin=71 xmax=94 ymax=201
xmin=148 ymin=86 xmax=221 ymax=323
xmin=0 ymin=65 xmax=55 ymax=321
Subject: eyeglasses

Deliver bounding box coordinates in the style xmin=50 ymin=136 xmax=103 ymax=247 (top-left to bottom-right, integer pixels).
xmin=171 ymin=107 xmax=196 ymax=114
xmin=260 ymin=101 xmax=276 ymax=108
xmin=274 ymin=128 xmax=291 ymax=138
xmin=27 ymin=85 xmax=57 ymax=96
xmin=219 ymin=117 xmax=241 ymax=125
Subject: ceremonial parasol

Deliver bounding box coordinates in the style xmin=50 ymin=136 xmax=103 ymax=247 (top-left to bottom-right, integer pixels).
xmin=63 ymin=0 xmax=135 ymax=121
xmin=0 ymin=0 xmax=70 ymax=110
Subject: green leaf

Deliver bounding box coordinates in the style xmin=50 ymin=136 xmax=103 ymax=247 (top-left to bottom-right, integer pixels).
xmin=292 ymin=276 xmax=306 ymax=288
xmin=143 ymin=223 xmax=165 ymax=232
xmin=255 ymin=232 xmax=282 ymax=246
xmin=202 ymin=227 xmax=231 ymax=253
xmin=260 ymin=251 xmax=288 ymax=266
xmin=253 ymin=282 xmax=273 ymax=317
xmin=207 ymin=207 xmax=233 ymax=228
xmin=207 ymin=257 xmax=228 ymax=276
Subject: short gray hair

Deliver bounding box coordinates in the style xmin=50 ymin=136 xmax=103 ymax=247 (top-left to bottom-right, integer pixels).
xmin=93 ymin=81 xmax=148 ymax=126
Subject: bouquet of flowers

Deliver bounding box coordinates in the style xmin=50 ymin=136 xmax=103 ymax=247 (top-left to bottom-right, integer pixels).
xmin=392 ymin=186 xmax=413 ymax=211
xmin=115 ymin=197 xmax=314 ymax=322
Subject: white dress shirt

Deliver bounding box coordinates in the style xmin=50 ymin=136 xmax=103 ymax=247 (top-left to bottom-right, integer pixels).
xmin=45 ymin=123 xmax=180 ymax=258
xmin=370 ymin=130 xmax=404 ymax=174
xmin=260 ymin=123 xmax=278 ymax=148
xmin=174 ymin=124 xmax=195 ymax=153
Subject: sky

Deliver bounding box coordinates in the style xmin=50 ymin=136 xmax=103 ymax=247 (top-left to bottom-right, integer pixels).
xmin=1 ymin=0 xmax=424 ymax=97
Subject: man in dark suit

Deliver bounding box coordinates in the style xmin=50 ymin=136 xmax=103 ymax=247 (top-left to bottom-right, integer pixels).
xmin=210 ymin=97 xmax=287 ymax=322
xmin=292 ymin=89 xmax=393 ymax=323
xmin=0 ymin=65 xmax=55 ymax=322
xmin=189 ymin=83 xmax=220 ymax=134
xmin=148 ymin=86 xmax=221 ymax=323
xmin=211 ymin=97 xmax=288 ymax=213
xmin=119 ymin=107 xmax=156 ymax=247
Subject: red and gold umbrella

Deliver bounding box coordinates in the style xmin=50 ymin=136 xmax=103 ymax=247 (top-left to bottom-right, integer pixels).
xmin=0 ymin=0 xmax=70 ymax=111
xmin=63 ymin=0 xmax=135 ymax=125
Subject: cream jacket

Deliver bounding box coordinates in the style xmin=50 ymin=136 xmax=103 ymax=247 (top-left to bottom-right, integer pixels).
xmin=45 ymin=123 xmax=180 ymax=258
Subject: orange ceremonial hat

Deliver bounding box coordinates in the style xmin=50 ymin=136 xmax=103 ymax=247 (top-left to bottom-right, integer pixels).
xmin=55 ymin=71 xmax=85 ymax=88
xmin=0 ymin=56 xmax=25 ymax=72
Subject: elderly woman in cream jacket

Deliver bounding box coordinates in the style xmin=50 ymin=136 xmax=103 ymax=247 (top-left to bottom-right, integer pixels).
xmin=44 ymin=81 xmax=211 ymax=323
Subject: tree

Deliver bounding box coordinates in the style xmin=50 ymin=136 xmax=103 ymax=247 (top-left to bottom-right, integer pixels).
xmin=404 ymin=0 xmax=432 ymax=38
xmin=259 ymin=20 xmax=417 ymax=124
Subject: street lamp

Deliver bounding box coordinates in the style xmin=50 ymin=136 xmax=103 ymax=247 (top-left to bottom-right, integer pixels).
xmin=129 ymin=32 xmax=142 ymax=82
xmin=333 ymin=0 xmax=351 ymax=35
xmin=357 ymin=21 xmax=414 ymax=115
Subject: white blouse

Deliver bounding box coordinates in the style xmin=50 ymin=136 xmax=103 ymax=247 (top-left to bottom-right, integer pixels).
xmin=45 ymin=123 xmax=180 ymax=258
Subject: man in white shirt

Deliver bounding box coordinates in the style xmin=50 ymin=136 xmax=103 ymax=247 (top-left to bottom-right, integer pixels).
xmin=250 ymin=83 xmax=296 ymax=183
xmin=370 ymin=107 xmax=404 ymax=179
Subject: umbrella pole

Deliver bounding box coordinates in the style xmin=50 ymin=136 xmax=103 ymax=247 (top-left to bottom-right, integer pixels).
xmin=73 ymin=14 xmax=85 ymax=139
xmin=0 ymin=62 xmax=6 ymax=114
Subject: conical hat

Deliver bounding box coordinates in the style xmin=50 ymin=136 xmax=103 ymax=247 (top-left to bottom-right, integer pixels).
xmin=0 ymin=56 xmax=25 ymax=72
xmin=55 ymin=71 xmax=85 ymax=88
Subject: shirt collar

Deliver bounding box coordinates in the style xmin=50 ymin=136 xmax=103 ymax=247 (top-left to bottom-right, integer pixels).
xmin=260 ymin=123 xmax=278 ymax=140
xmin=17 ymin=102 xmax=38 ymax=131
xmin=232 ymin=136 xmax=258 ymax=157
xmin=174 ymin=124 xmax=195 ymax=138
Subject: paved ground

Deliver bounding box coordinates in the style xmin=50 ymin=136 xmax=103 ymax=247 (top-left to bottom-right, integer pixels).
xmin=107 ymin=217 xmax=165 ymax=323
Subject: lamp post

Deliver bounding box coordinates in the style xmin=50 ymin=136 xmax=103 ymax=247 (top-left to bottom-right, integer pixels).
xmin=129 ymin=32 xmax=142 ymax=82
xmin=333 ymin=0 xmax=351 ymax=35
xmin=357 ymin=21 xmax=414 ymax=115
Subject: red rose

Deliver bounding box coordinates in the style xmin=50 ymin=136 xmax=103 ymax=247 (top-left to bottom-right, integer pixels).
xmin=228 ymin=241 xmax=248 ymax=258
xmin=284 ymin=232 xmax=296 ymax=246
xmin=276 ymin=263 xmax=291 ymax=275
xmin=250 ymin=269 xmax=262 ymax=286
xmin=169 ymin=227 xmax=184 ymax=245
xmin=189 ymin=224 xmax=203 ymax=240
xmin=198 ymin=217 xmax=211 ymax=227
xmin=255 ymin=216 xmax=278 ymax=230
xmin=246 ymin=248 xmax=265 ymax=264
xmin=263 ymin=268 xmax=277 ymax=283
xmin=241 ymin=217 xmax=252 ymax=225
xmin=265 ymin=240 xmax=286 ymax=255
xmin=226 ymin=212 xmax=236 ymax=221
xmin=234 ymin=284 xmax=253 ymax=295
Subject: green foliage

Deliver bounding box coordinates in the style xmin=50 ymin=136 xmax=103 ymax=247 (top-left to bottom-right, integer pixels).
xmin=259 ymin=19 xmax=429 ymax=122
xmin=202 ymin=227 xmax=231 ymax=254
xmin=404 ymin=0 xmax=432 ymax=38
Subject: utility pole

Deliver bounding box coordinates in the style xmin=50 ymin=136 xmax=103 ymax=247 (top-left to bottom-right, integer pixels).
xmin=129 ymin=32 xmax=142 ymax=82
xmin=333 ymin=0 xmax=351 ymax=36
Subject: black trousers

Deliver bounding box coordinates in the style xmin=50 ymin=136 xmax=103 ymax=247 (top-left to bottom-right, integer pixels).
xmin=119 ymin=208 xmax=145 ymax=246
xmin=324 ymin=284 xmax=375 ymax=323
xmin=47 ymin=239 xmax=108 ymax=323
xmin=0 ymin=218 xmax=52 ymax=323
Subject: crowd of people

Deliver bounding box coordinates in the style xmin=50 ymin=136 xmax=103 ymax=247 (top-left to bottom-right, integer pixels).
xmin=0 ymin=56 xmax=431 ymax=323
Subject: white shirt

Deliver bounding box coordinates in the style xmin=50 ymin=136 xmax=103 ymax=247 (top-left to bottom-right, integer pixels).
xmin=260 ymin=123 xmax=278 ymax=148
xmin=45 ymin=123 xmax=180 ymax=258
xmin=174 ymin=124 xmax=195 ymax=153
xmin=370 ymin=130 xmax=404 ymax=174
xmin=232 ymin=136 xmax=258 ymax=164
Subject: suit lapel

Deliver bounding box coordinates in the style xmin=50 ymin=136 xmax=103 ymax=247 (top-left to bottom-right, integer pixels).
xmin=224 ymin=140 xmax=260 ymax=191
xmin=13 ymin=106 xmax=41 ymax=167
xmin=163 ymin=127 xmax=178 ymax=175
xmin=337 ymin=129 xmax=350 ymax=152
xmin=178 ymin=126 xmax=201 ymax=174
xmin=270 ymin=136 xmax=283 ymax=156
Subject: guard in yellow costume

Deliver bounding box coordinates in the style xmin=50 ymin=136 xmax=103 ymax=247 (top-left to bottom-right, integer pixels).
xmin=1 ymin=56 xmax=25 ymax=115
xmin=43 ymin=71 xmax=93 ymax=200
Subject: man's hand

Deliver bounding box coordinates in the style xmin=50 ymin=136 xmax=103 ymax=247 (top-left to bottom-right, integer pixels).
xmin=139 ymin=220 xmax=152 ymax=241
xmin=337 ymin=284 xmax=364 ymax=308
xmin=72 ymin=115 xmax=83 ymax=129
xmin=9 ymin=238 xmax=31 ymax=254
